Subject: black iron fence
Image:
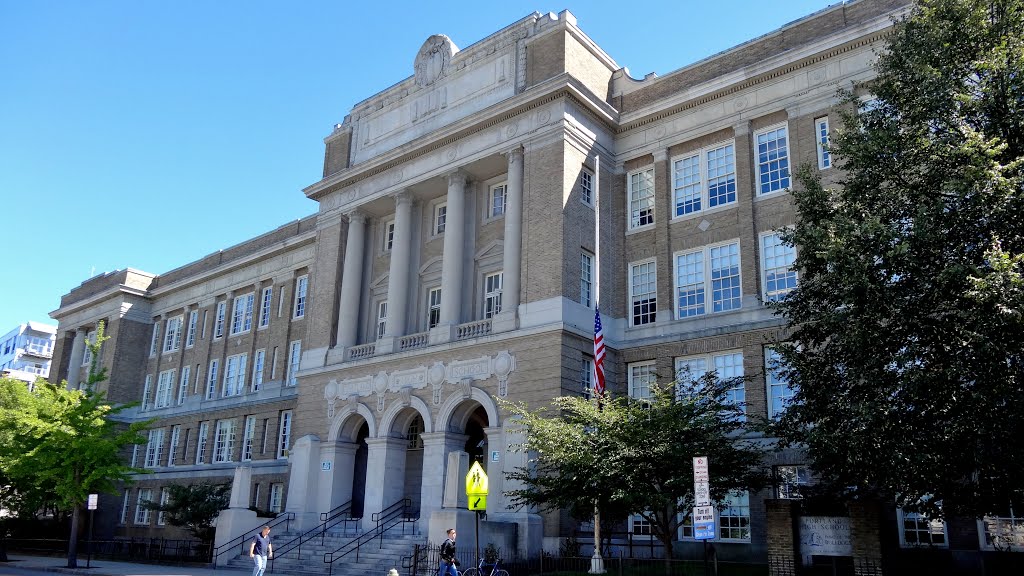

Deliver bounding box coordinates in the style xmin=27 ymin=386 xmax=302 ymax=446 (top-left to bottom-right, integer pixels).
xmin=3 ymin=537 xmax=211 ymax=564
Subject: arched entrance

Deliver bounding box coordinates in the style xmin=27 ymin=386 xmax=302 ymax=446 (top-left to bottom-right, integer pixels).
xmin=328 ymin=410 xmax=372 ymax=520
xmin=352 ymin=422 xmax=369 ymax=518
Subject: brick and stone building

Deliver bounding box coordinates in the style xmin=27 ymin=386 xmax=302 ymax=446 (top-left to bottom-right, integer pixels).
xmin=48 ymin=0 xmax=1019 ymax=571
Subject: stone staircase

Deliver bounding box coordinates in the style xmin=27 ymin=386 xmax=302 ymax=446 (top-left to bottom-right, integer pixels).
xmin=224 ymin=527 xmax=426 ymax=576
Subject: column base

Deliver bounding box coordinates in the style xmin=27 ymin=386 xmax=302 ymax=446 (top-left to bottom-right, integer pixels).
xmin=376 ymin=336 xmax=396 ymax=354
xmin=492 ymin=311 xmax=518 ymax=333
xmin=326 ymin=346 xmax=348 ymax=365
xmin=430 ymin=324 xmax=456 ymax=345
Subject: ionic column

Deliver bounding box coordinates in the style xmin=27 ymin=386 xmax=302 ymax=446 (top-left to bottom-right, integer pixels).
xmin=335 ymin=210 xmax=367 ymax=349
xmin=438 ymin=172 xmax=468 ymax=331
xmin=494 ymin=147 xmax=524 ymax=332
xmin=380 ymin=192 xmax=415 ymax=353
xmin=66 ymin=329 xmax=86 ymax=390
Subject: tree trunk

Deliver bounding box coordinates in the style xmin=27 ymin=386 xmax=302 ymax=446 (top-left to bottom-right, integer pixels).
xmin=67 ymin=504 xmax=80 ymax=568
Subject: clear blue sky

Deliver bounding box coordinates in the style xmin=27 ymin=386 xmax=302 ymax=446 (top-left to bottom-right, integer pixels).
xmin=0 ymin=0 xmax=833 ymax=331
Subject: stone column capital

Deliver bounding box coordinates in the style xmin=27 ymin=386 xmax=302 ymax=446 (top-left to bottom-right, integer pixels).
xmin=393 ymin=190 xmax=414 ymax=207
xmin=447 ymin=170 xmax=469 ymax=189
xmin=346 ymin=209 xmax=366 ymax=226
xmin=502 ymin=146 xmax=524 ymax=164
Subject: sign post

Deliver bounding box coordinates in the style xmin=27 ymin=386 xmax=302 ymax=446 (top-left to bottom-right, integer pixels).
xmin=86 ymin=494 xmax=98 ymax=568
xmin=465 ymin=461 xmax=489 ymax=571
xmin=692 ymin=457 xmax=715 ymax=576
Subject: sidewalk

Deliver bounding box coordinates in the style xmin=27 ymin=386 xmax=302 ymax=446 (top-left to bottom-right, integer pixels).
xmin=0 ymin=554 xmax=235 ymax=576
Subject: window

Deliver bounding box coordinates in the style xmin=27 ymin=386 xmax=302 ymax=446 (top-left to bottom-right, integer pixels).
xmin=376 ymin=301 xmax=388 ymax=340
xmin=141 ymin=375 xmax=153 ymax=411
xmin=131 ymin=445 xmax=139 ymax=468
xmin=157 ymin=488 xmax=170 ymax=526
xmin=205 ymin=359 xmax=219 ymax=400
xmin=168 ymin=425 xmax=181 ymax=467
xmin=815 ymin=117 xmax=831 ymax=169
xmin=899 ymin=508 xmax=947 ymax=547
xmin=213 ymin=419 xmax=236 ymax=463
xmin=382 ymin=218 xmax=395 ymax=252
xmin=242 ymin=416 xmax=256 ymax=461
xmin=628 ymin=361 xmax=656 ymax=400
xmin=672 ymin=142 xmax=736 ymax=217
xmin=259 ymin=287 xmax=273 ymax=328
xmin=581 ymin=252 xmax=594 ymax=308
xmin=177 ymin=366 xmax=190 ymax=405
xmin=135 ymin=489 xmax=153 ymax=524
xmin=775 ymin=465 xmax=811 ymax=499
xmin=579 ymin=168 xmax=594 ymax=206
xmin=252 ymin=349 xmax=265 ymax=392
xmin=980 ymin=510 xmax=1024 ymax=551
xmin=433 ymin=203 xmax=447 ymax=235
xmin=120 ymin=490 xmax=130 ymax=524
xmin=261 ymin=418 xmax=270 ymax=454
xmin=269 ymin=483 xmax=284 ymax=513
xmin=484 ymin=272 xmax=503 ymax=319
xmin=629 ymin=261 xmax=657 ymax=326
xmin=766 ymin=348 xmax=796 ymax=419
xmin=154 ymin=369 xmax=174 ymax=409
xmin=144 ymin=428 xmax=165 ymax=468
xmin=628 ymin=168 xmax=654 ymax=229
xmin=676 ymin=352 xmax=745 ymax=418
xmin=630 ymin=514 xmax=653 ymax=536
xmin=675 ymin=241 xmax=741 ymax=318
xmin=277 ymin=410 xmax=292 ymax=458
xmin=427 ymin=288 xmax=442 ymax=329
xmin=489 ymin=183 xmax=507 ymax=217
xmin=407 ymin=415 xmax=424 ymax=449
xmin=761 ymin=232 xmax=798 ymax=302
xmin=756 ymin=125 xmax=790 ymax=194
xmin=230 ymin=293 xmax=255 ymax=335
xmin=195 ymin=422 xmax=210 ymax=464
xmin=185 ymin=310 xmax=198 ymax=348
xmin=222 ymin=353 xmax=247 ymax=397
xmin=581 ymin=357 xmax=595 ymax=400
xmin=201 ymin=310 xmax=208 ymax=339
xmin=287 ymin=341 xmax=301 ymax=387
xmin=719 ymin=492 xmax=751 ymax=541
xmin=149 ymin=324 xmax=160 ymax=357
xmin=252 ymin=485 xmax=261 ymax=509
xmin=214 ymin=301 xmax=226 ymax=338
xmin=293 ymin=276 xmax=308 ymax=319
xmin=163 ymin=316 xmax=182 ymax=353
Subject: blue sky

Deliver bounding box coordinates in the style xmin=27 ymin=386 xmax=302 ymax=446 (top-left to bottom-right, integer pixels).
xmin=0 ymin=0 xmax=833 ymax=330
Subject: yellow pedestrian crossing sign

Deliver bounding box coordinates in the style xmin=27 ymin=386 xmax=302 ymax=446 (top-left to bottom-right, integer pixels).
xmin=466 ymin=461 xmax=489 ymax=506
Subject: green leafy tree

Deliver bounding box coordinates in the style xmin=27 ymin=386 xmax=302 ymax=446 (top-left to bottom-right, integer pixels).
xmin=0 ymin=322 xmax=151 ymax=567
xmin=774 ymin=0 xmax=1024 ymax=519
xmin=504 ymin=371 xmax=768 ymax=562
xmin=142 ymin=482 xmax=231 ymax=543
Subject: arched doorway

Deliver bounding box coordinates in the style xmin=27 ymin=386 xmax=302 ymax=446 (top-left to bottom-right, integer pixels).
xmin=405 ymin=413 xmax=424 ymax=515
xmin=463 ymin=406 xmax=488 ymax=469
xmin=352 ymin=422 xmax=368 ymax=518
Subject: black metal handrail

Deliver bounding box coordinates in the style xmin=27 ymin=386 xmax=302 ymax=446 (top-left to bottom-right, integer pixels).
xmin=209 ymin=512 xmax=293 ymax=567
xmin=268 ymin=501 xmax=358 ymax=572
xmin=323 ymin=498 xmax=418 ymax=576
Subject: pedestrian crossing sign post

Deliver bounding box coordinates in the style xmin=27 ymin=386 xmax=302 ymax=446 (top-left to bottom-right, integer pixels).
xmin=466 ymin=461 xmax=489 ymax=511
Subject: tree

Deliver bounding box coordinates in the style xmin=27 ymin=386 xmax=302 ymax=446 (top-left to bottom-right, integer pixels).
xmin=504 ymin=371 xmax=768 ymax=562
xmin=773 ymin=0 xmax=1024 ymax=519
xmin=142 ymin=482 xmax=231 ymax=543
xmin=0 ymin=322 xmax=150 ymax=567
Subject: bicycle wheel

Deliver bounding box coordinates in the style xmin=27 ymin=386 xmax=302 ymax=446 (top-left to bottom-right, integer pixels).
xmin=461 ymin=568 xmax=480 ymax=576
xmin=492 ymin=570 xmax=509 ymax=576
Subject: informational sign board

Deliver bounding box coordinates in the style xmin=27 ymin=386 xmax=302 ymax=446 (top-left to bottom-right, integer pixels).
xmin=87 ymin=494 xmax=98 ymax=510
xmin=693 ymin=505 xmax=716 ymax=540
xmin=321 ymin=461 xmax=332 ymax=471
xmin=799 ymin=516 xmax=852 ymax=565
xmin=694 ymin=481 xmax=711 ymax=507
xmin=693 ymin=456 xmax=709 ymax=483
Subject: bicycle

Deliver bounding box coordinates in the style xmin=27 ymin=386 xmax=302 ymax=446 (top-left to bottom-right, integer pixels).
xmin=461 ymin=557 xmax=509 ymax=576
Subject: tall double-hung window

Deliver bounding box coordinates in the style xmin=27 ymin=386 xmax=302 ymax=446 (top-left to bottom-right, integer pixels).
xmin=760 ymin=232 xmax=798 ymax=302
xmin=629 ymin=260 xmax=657 ymax=326
xmin=674 ymin=241 xmax=741 ymax=318
xmin=231 ymin=293 xmax=255 ymax=335
xmin=756 ymin=124 xmax=790 ymax=195
xmin=675 ymin=352 xmax=745 ymax=419
xmin=628 ymin=168 xmax=655 ymax=229
xmin=163 ymin=316 xmax=182 ymax=353
xmin=672 ymin=142 xmax=736 ymax=217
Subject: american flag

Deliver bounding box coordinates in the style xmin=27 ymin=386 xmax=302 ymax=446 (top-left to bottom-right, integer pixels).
xmin=593 ymin=306 xmax=606 ymax=397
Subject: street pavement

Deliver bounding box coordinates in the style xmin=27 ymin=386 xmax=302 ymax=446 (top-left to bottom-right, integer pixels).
xmin=0 ymin=555 xmax=233 ymax=576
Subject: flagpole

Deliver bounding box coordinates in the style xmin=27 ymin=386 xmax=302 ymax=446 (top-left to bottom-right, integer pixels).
xmin=589 ymin=151 xmax=605 ymax=575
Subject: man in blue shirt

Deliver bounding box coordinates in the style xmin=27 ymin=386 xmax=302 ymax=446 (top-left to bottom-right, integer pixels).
xmin=249 ymin=525 xmax=273 ymax=576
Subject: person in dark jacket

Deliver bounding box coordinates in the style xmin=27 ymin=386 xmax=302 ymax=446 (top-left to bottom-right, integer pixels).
xmin=438 ymin=528 xmax=459 ymax=576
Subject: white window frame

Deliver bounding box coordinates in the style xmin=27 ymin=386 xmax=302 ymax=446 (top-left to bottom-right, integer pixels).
xmin=269 ymin=483 xmax=284 ymax=513
xmin=774 ymin=464 xmax=811 ymax=499
xmin=765 ymin=348 xmax=796 ymax=420
xmin=222 ymin=353 xmax=247 ymax=397
xmin=675 ymin=351 xmax=745 ymax=419
xmin=579 ymin=167 xmax=594 ymax=207
xmin=120 ymin=490 xmax=130 ymax=524
xmin=212 ymin=419 xmax=236 ymax=463
xmin=252 ymin=349 xmax=265 ymax=392
xmin=230 ymin=293 xmax=255 ymax=336
xmin=277 ymin=410 xmax=292 ymax=459
xmin=195 ymin=421 xmax=210 ymax=465
xmin=629 ymin=259 xmax=657 ymax=326
xmin=214 ymin=301 xmax=226 ymax=339
xmin=242 ymin=416 xmax=256 ymax=462
xmin=488 ymin=182 xmax=507 ymax=218
xmin=144 ymin=428 xmax=165 ymax=468
xmin=755 ymin=123 xmax=791 ymax=196
xmin=157 ymin=488 xmax=170 ymax=526
xmin=154 ymin=369 xmax=174 ymax=409
xmin=760 ymin=231 xmax=798 ymax=303
xmin=718 ymin=491 xmax=751 ymax=542
xmin=628 ymin=361 xmax=656 ymax=400
xmin=293 ymin=275 xmax=308 ymax=319
xmin=815 ymin=116 xmax=832 ymax=170
xmin=141 ymin=375 xmax=153 ymax=411
xmin=630 ymin=513 xmax=653 ymax=537
xmin=426 ymin=287 xmax=442 ymax=330
xmin=979 ymin=511 xmax=1024 ymax=551
xmin=432 ymin=202 xmax=448 ymax=236
xmin=163 ymin=316 xmax=183 ymax=353
xmin=898 ymin=508 xmax=948 ymax=548
xmin=135 ymin=489 xmax=153 ymax=525
xmin=376 ymin=300 xmax=388 ymax=340
xmin=177 ymin=366 xmax=190 ymax=405
xmin=205 ymin=359 xmax=219 ymax=400
xmin=673 ymin=240 xmax=742 ymax=319
xmin=581 ymin=251 xmax=594 ymax=308
xmin=483 ymin=272 xmax=503 ymax=319
xmin=149 ymin=324 xmax=160 ymax=357
xmin=167 ymin=425 xmax=181 ymax=467
xmin=287 ymin=341 xmax=301 ymax=387
xmin=671 ymin=140 xmax=737 ymax=219
xmin=185 ymin=310 xmax=198 ymax=348
xmin=381 ymin=218 xmax=395 ymax=252
xmin=258 ymin=286 xmax=273 ymax=329
xmin=581 ymin=357 xmax=595 ymax=400
xmin=627 ymin=167 xmax=655 ymax=230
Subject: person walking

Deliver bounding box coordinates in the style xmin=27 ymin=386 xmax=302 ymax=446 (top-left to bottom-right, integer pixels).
xmin=438 ymin=528 xmax=459 ymax=576
xmin=249 ymin=525 xmax=273 ymax=576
